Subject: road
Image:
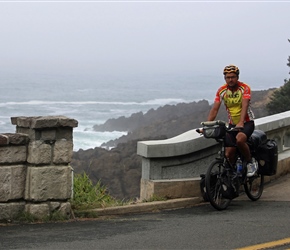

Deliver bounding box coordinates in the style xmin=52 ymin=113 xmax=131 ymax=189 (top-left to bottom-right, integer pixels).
xmin=0 ymin=175 xmax=289 ymax=250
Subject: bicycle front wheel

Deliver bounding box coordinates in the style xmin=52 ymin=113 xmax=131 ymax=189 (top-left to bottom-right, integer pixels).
xmin=244 ymin=165 xmax=264 ymax=201
xmin=205 ymin=159 xmax=231 ymax=210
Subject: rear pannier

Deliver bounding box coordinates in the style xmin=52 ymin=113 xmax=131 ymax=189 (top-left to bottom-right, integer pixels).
xmin=257 ymin=139 xmax=278 ymax=176
xmin=250 ymin=130 xmax=267 ymax=149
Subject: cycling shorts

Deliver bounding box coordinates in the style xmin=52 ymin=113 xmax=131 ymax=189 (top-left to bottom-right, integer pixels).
xmin=225 ymin=121 xmax=255 ymax=147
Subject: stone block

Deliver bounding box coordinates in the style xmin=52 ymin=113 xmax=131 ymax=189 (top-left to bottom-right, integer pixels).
xmin=140 ymin=179 xmax=154 ymax=201
xmin=15 ymin=127 xmax=29 ymax=135
xmin=15 ymin=127 xmax=41 ymax=140
xmin=11 ymin=116 xmax=78 ymax=129
xmin=53 ymin=139 xmax=73 ymax=164
xmin=31 ymin=116 xmax=78 ymax=129
xmin=0 ymin=146 xmax=27 ymax=164
xmin=50 ymin=201 xmax=71 ymax=218
xmin=25 ymin=203 xmax=50 ymax=219
xmin=140 ymin=178 xmax=201 ymax=201
xmin=2 ymin=133 xmax=30 ymax=145
xmin=11 ymin=116 xmax=34 ymax=127
xmin=41 ymin=129 xmax=56 ymax=141
xmin=27 ymin=141 xmax=52 ymax=164
xmin=0 ymin=202 xmax=25 ymax=220
xmin=0 ymin=134 xmax=9 ymax=145
xmin=0 ymin=165 xmax=26 ymax=201
xmin=56 ymin=127 xmax=73 ymax=140
xmin=56 ymin=116 xmax=78 ymax=128
xmin=25 ymin=166 xmax=73 ymax=201
xmin=25 ymin=201 xmax=71 ymax=219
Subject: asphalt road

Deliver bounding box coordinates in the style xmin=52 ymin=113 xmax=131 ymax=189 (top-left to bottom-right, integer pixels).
xmin=1 ymin=175 xmax=290 ymax=250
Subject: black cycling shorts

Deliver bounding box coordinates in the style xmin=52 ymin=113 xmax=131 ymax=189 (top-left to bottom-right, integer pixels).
xmin=225 ymin=121 xmax=255 ymax=147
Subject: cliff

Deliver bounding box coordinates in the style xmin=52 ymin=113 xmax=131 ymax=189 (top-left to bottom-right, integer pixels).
xmin=71 ymin=89 xmax=275 ymax=200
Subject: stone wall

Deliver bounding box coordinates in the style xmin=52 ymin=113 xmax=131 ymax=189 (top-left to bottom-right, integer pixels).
xmin=0 ymin=116 xmax=77 ymax=221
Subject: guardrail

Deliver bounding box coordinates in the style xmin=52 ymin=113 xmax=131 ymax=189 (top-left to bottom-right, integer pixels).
xmin=137 ymin=111 xmax=290 ymax=200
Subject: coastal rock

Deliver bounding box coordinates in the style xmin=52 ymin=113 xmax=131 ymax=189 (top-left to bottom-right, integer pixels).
xmin=93 ymin=100 xmax=210 ymax=133
xmin=72 ymin=137 xmax=167 ymax=200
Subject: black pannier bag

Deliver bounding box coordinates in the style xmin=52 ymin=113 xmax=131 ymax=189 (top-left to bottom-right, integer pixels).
xmin=257 ymin=139 xmax=278 ymax=176
xmin=220 ymin=171 xmax=239 ymax=199
xmin=250 ymin=130 xmax=267 ymax=149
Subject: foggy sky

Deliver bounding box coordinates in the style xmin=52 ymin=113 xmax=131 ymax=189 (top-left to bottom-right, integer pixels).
xmin=0 ymin=1 xmax=289 ymax=80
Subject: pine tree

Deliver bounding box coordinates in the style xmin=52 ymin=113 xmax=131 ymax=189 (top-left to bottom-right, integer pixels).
xmin=266 ymin=40 xmax=290 ymax=115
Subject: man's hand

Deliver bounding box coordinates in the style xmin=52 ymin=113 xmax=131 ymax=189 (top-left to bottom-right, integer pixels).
xmin=236 ymin=121 xmax=244 ymax=128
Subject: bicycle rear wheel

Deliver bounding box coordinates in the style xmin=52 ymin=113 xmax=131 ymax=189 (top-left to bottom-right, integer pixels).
xmin=244 ymin=163 xmax=264 ymax=201
xmin=205 ymin=159 xmax=231 ymax=210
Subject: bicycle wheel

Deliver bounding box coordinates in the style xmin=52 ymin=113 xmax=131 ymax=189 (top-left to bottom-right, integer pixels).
xmin=244 ymin=162 xmax=264 ymax=201
xmin=205 ymin=159 xmax=231 ymax=210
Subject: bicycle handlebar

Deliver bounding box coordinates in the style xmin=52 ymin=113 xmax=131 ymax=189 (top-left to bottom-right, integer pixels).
xmin=228 ymin=126 xmax=244 ymax=132
xmin=201 ymin=120 xmax=227 ymax=126
xmin=196 ymin=121 xmax=244 ymax=135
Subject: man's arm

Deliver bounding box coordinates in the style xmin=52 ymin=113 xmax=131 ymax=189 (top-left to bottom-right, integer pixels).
xmin=207 ymin=102 xmax=221 ymax=121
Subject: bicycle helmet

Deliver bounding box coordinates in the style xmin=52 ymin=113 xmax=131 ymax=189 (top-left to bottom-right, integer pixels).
xmin=223 ymin=64 xmax=240 ymax=76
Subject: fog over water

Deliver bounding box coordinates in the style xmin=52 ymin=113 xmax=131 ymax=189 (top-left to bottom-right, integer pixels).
xmin=0 ymin=1 xmax=289 ymax=150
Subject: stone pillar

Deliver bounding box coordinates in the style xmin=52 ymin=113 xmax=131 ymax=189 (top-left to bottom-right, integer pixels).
xmin=11 ymin=116 xmax=78 ymax=219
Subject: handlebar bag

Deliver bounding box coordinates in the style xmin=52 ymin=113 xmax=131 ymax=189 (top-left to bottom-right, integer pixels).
xmin=203 ymin=125 xmax=226 ymax=139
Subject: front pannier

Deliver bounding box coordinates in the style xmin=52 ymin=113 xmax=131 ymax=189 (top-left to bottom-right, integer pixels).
xmin=203 ymin=124 xmax=226 ymax=139
xmin=257 ymin=139 xmax=278 ymax=176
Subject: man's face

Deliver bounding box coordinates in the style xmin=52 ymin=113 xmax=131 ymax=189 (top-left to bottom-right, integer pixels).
xmin=224 ymin=73 xmax=238 ymax=88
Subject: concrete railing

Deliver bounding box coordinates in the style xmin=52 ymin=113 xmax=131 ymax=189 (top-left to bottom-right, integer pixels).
xmin=137 ymin=111 xmax=290 ymax=200
xmin=0 ymin=116 xmax=77 ymax=221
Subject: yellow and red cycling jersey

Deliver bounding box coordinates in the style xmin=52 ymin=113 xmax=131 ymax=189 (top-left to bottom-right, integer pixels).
xmin=214 ymin=81 xmax=255 ymax=125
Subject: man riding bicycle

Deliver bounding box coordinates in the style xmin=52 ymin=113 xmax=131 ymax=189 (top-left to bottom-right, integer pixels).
xmin=207 ymin=64 xmax=257 ymax=177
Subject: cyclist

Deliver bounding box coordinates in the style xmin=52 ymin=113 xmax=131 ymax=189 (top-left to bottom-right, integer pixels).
xmin=207 ymin=64 xmax=257 ymax=177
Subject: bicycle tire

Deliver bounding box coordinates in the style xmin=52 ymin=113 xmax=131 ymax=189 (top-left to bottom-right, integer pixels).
xmin=205 ymin=159 xmax=231 ymax=210
xmin=244 ymin=161 xmax=264 ymax=201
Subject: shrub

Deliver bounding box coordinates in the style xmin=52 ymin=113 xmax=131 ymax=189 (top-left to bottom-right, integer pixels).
xmin=71 ymin=172 xmax=124 ymax=210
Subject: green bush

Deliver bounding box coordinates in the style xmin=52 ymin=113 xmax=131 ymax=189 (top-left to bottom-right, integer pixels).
xmin=266 ymin=79 xmax=290 ymax=115
xmin=71 ymin=172 xmax=124 ymax=210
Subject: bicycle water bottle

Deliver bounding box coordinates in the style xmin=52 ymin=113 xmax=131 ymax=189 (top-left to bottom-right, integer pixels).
xmin=236 ymin=157 xmax=243 ymax=174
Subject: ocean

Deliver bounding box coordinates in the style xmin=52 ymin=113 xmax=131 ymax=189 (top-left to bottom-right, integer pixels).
xmin=0 ymin=71 xmax=285 ymax=151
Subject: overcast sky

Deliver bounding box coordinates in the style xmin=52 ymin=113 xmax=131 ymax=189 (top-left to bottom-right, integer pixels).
xmin=0 ymin=1 xmax=289 ymax=81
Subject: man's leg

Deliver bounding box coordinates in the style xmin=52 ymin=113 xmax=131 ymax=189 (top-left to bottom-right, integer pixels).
xmin=225 ymin=147 xmax=236 ymax=165
xmin=236 ymin=121 xmax=257 ymax=177
xmin=236 ymin=132 xmax=251 ymax=162
xmin=236 ymin=121 xmax=255 ymax=162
